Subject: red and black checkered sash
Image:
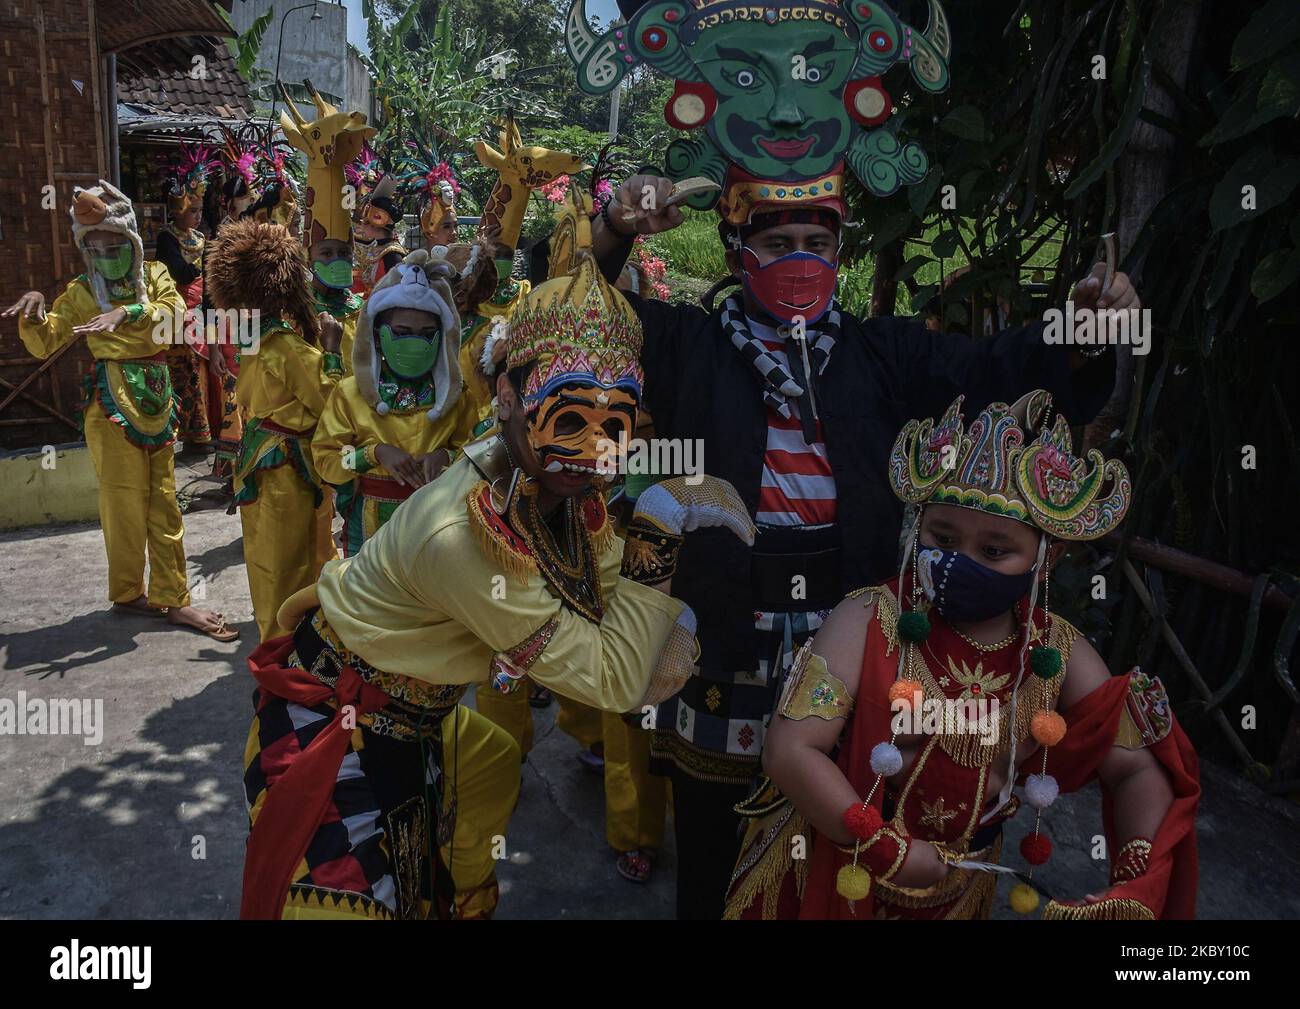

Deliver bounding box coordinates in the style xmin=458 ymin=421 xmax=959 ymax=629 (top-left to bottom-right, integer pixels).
xmin=240 ymin=632 xmax=392 ymax=920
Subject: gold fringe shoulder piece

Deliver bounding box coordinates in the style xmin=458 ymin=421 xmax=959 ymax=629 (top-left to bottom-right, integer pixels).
xmin=465 ymin=479 xmax=537 ymax=584
xmin=862 ymin=585 xmax=901 ymax=656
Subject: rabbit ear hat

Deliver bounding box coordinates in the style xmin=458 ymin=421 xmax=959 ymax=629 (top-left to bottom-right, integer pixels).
xmin=356 ymin=248 xmax=463 ymax=422
xmin=70 ymin=180 xmax=148 ymax=310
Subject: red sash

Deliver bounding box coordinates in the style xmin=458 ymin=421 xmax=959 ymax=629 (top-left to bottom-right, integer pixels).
xmin=239 ymin=633 xmax=392 ymax=920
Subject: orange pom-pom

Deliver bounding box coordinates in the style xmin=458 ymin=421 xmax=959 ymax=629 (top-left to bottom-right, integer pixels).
xmin=843 ymin=802 xmax=883 ymax=841
xmin=889 ymin=678 xmax=923 ymax=710
xmin=1031 ymin=710 xmax=1067 ymax=746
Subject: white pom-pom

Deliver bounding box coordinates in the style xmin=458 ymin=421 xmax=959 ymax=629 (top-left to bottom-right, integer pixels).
xmin=870 ymin=742 xmax=903 ymax=777
xmin=1025 ymin=773 xmax=1059 ymax=810
xmin=376 ymin=401 xmax=390 ymax=416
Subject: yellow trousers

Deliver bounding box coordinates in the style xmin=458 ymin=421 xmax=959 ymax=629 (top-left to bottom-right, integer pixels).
xmin=474 ymin=688 xmax=664 ymax=852
xmin=84 ymin=407 xmax=190 ymax=608
xmin=240 ymin=466 xmax=330 ymax=641
xmin=601 ymin=711 xmax=668 ymax=852
xmin=474 ymin=681 xmax=536 ymax=756
xmin=475 ymin=683 xmax=605 ymax=758
xmin=440 ymin=704 xmax=521 ymax=919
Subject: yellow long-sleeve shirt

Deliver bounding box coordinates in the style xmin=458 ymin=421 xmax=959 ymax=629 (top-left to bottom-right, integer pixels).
xmin=311 ymin=377 xmax=475 ymax=485
xmin=312 ymin=452 xmax=686 ymax=711
xmin=18 ymin=261 xmax=185 ymax=361
xmin=237 ymin=322 xmax=340 ymax=432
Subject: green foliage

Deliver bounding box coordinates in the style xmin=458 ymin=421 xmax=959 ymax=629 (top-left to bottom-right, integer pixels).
xmin=227 ymin=8 xmax=274 ymax=88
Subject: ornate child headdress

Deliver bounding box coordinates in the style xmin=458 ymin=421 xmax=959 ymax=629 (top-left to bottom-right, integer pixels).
xmin=278 ymin=80 xmax=376 ymax=245
xmin=832 ymin=393 xmax=1134 ymax=911
xmin=160 ymin=142 xmax=219 ymax=218
xmin=496 ymin=188 xmax=644 ymax=408
xmin=346 ymin=143 xmax=403 ymax=231
xmin=394 ymin=138 xmax=461 ymax=245
xmin=565 ymin=0 xmax=952 ymax=226
xmin=69 ymin=180 xmax=148 ymax=310
xmin=888 ymin=391 xmax=1133 ymax=541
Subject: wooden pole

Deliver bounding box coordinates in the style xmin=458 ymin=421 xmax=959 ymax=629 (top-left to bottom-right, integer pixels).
xmin=1104 ymin=533 xmax=1295 ymax=611
xmin=1120 ymin=558 xmax=1261 ymax=772
xmin=86 ymin=0 xmax=106 ymax=180
xmin=36 ymin=6 xmax=63 ymax=281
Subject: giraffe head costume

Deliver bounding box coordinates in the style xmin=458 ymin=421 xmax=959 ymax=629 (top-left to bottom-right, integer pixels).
xmin=474 ymin=118 xmax=588 ymax=254
xmin=278 ymin=80 xmax=377 ymax=246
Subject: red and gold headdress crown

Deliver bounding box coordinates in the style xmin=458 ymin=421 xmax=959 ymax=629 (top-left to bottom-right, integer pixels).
xmin=503 ymin=190 xmax=643 ymax=407
xmin=888 ymin=391 xmax=1132 ymax=541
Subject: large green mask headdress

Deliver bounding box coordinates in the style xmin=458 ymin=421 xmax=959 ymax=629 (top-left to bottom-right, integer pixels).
xmin=565 ymin=0 xmax=951 ymax=221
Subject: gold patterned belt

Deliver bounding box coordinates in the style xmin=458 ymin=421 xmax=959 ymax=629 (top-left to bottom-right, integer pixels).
xmin=291 ymin=610 xmax=466 ymax=741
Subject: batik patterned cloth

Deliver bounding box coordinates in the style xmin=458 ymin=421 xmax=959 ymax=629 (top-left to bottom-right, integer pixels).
xmin=167 ymin=344 xmax=211 ymax=445
xmin=652 ymin=605 xmax=827 ymax=785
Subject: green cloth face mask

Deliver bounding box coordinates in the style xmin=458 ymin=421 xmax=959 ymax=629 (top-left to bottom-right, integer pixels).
xmin=92 ymin=244 xmax=134 ymax=281
xmin=495 ymin=258 xmax=514 ymax=281
xmin=313 ymin=258 xmax=354 ymax=290
xmin=379 ymin=323 xmax=441 ymax=380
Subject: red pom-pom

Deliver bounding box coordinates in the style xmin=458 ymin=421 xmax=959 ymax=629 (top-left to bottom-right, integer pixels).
xmin=843 ymin=803 xmax=883 ymax=841
xmin=1020 ymin=833 xmax=1053 ymax=866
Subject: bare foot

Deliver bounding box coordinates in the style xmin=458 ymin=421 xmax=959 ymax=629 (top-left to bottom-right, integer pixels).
xmin=167 ymin=604 xmax=239 ymax=641
xmin=112 ymin=595 xmax=166 ymax=617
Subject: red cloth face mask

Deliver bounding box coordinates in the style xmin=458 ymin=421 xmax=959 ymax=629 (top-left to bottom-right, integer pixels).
xmin=740 ymin=246 xmax=839 ymax=325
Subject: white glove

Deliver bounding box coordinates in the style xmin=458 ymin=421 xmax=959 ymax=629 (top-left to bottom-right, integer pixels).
xmin=634 ymin=476 xmax=756 ymax=545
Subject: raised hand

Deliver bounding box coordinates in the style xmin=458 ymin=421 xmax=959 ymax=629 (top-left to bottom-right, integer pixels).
xmin=633 ymin=475 xmax=757 ymax=545
xmin=2 ymin=291 xmax=46 ymax=321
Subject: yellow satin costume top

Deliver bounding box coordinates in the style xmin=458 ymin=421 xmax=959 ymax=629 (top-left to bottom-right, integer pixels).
xmin=311 ymin=377 xmax=477 ymax=486
xmin=306 ymin=451 xmax=686 ymax=713
xmin=19 ymin=261 xmax=184 ymax=361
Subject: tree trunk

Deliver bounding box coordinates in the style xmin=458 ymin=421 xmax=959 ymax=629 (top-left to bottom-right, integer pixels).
xmin=1087 ymin=0 xmax=1202 ymax=446
xmin=870 ymin=239 xmax=905 ymax=317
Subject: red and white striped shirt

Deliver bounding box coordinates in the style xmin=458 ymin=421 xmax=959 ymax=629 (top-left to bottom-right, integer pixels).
xmin=751 ymin=321 xmax=838 ymax=527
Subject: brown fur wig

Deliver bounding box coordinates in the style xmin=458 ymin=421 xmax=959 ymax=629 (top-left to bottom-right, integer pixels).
xmin=443 ymin=231 xmax=499 ymax=315
xmin=206 ymin=218 xmax=320 ymax=344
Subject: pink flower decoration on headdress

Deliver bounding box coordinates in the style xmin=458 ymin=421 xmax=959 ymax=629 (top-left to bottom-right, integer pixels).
xmin=426 ymin=162 xmax=461 ymax=197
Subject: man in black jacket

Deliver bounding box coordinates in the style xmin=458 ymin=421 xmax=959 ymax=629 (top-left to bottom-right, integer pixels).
xmin=587 ymin=175 xmax=1140 ymax=919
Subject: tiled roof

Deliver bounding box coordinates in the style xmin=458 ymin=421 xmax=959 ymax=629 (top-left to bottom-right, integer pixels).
xmin=97 ymin=0 xmax=234 ymax=55
xmin=116 ymin=41 xmax=253 ymax=120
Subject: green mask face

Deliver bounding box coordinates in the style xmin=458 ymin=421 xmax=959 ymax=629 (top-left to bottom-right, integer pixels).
xmin=91 ymin=243 xmax=134 ymax=281
xmin=313 ymin=258 xmax=354 ymax=290
xmin=495 ymin=258 xmax=514 ymax=281
xmin=694 ymin=22 xmax=856 ymax=182
xmin=379 ymin=323 xmax=441 ymax=381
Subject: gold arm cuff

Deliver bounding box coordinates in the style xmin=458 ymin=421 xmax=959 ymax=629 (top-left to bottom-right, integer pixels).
xmin=777 ymin=639 xmax=852 ymax=721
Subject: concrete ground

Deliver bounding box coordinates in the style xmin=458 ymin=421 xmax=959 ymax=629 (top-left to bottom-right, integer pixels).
xmin=1 ymin=453 xmax=1298 ymax=919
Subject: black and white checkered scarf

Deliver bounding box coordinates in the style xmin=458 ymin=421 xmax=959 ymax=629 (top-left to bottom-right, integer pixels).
xmin=720 ymin=293 xmax=839 ymax=443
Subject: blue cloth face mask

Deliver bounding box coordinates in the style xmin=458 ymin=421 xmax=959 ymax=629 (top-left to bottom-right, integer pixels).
xmin=917 ymin=545 xmax=1037 ymax=623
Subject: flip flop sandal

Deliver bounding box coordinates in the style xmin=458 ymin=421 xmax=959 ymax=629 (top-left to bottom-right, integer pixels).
xmin=171 ymin=612 xmax=240 ymax=642
xmin=616 ymin=850 xmax=653 ymax=884
xmin=528 ymin=685 xmax=553 ymax=708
